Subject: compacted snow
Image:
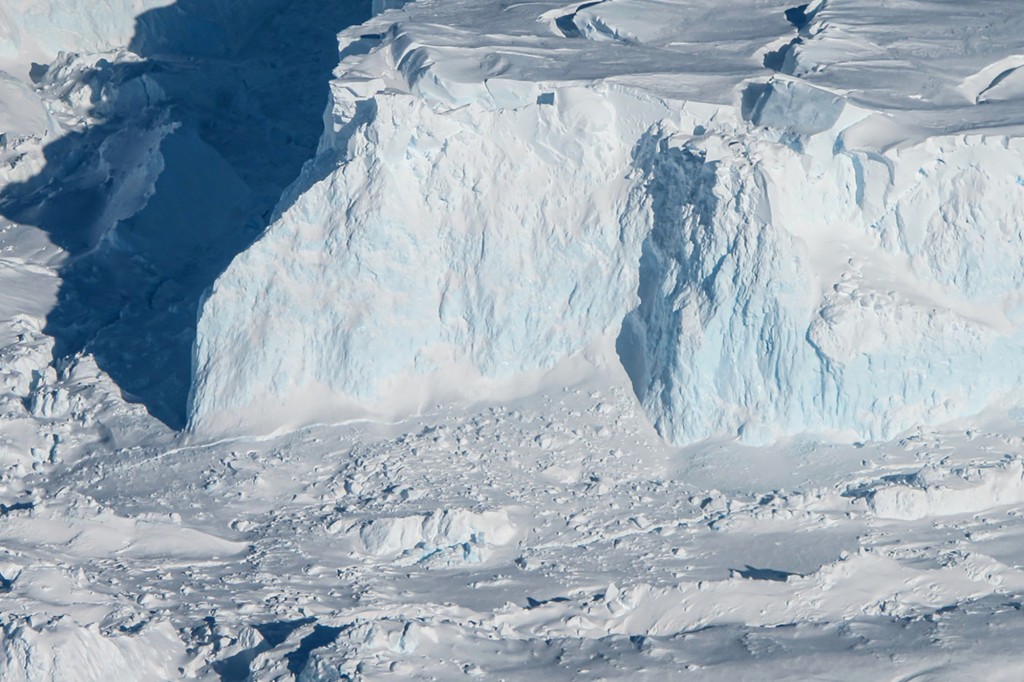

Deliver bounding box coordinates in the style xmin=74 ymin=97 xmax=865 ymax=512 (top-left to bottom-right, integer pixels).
xmin=2 ymin=0 xmax=1024 ymax=679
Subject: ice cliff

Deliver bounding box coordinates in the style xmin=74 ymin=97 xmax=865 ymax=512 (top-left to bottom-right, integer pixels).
xmin=190 ymin=0 xmax=1024 ymax=445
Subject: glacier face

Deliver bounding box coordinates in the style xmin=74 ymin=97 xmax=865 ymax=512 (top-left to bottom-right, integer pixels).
xmin=622 ymin=121 xmax=1024 ymax=444
xmin=191 ymin=0 xmax=1024 ymax=444
xmin=189 ymin=85 xmax=679 ymax=433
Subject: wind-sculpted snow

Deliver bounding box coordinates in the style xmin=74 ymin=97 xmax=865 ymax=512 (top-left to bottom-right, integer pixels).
xmin=192 ymin=0 xmax=1024 ymax=445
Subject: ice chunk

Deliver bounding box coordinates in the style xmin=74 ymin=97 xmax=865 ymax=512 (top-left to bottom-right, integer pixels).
xmin=357 ymin=508 xmax=518 ymax=565
xmin=750 ymin=78 xmax=845 ymax=136
xmin=868 ymin=459 xmax=1024 ymax=521
xmin=1 ymin=617 xmax=185 ymax=681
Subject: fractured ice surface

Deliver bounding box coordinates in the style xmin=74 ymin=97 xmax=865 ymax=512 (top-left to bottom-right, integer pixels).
xmin=623 ymin=123 xmax=1024 ymax=444
xmin=189 ymin=84 xmax=675 ymax=434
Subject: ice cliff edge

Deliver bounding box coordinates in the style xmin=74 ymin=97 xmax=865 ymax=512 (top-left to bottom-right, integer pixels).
xmin=189 ymin=0 xmax=1024 ymax=445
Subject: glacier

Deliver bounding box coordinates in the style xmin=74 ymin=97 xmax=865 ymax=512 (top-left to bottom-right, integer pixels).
xmin=190 ymin=0 xmax=1024 ymax=445
xmin=0 ymin=0 xmax=288 ymax=65
xmin=189 ymin=83 xmax=678 ymax=433
xmin=7 ymin=1 xmax=1024 ymax=679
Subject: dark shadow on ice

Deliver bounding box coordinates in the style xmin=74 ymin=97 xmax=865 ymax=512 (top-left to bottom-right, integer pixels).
xmin=733 ymin=565 xmax=799 ymax=582
xmin=211 ymin=617 xmax=322 ymax=681
xmin=0 ymin=0 xmax=369 ymax=428
xmin=784 ymin=3 xmax=813 ymax=31
xmin=740 ymin=82 xmax=770 ymax=121
xmin=762 ymin=3 xmax=825 ymax=73
xmin=553 ymin=0 xmax=605 ymax=38
xmin=284 ymin=624 xmax=344 ymax=675
xmin=213 ymin=642 xmax=268 ymax=681
xmin=615 ymin=134 xmax=722 ymax=431
xmin=526 ymin=595 xmax=571 ymax=609
xmin=253 ymin=618 xmax=315 ymax=648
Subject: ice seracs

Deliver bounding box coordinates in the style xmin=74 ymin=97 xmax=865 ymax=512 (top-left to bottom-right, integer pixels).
xmin=623 ymin=114 xmax=1024 ymax=445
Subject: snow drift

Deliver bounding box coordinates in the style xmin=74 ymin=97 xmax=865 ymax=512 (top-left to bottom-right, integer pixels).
xmin=190 ymin=0 xmax=1024 ymax=445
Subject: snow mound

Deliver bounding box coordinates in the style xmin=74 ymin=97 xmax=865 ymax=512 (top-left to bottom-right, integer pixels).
xmin=0 ymin=617 xmax=183 ymax=682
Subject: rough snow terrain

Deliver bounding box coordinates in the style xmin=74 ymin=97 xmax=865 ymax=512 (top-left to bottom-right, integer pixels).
xmin=1 ymin=0 xmax=1024 ymax=679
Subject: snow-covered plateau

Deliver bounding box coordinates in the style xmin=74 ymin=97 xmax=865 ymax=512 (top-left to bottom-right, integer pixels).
xmin=2 ymin=0 xmax=1024 ymax=679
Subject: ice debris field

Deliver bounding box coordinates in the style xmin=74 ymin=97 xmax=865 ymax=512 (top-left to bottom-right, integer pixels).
xmin=2 ymin=0 xmax=1024 ymax=679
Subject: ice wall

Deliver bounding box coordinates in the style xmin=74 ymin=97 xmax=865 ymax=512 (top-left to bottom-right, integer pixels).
xmin=190 ymin=4 xmax=1024 ymax=445
xmin=189 ymin=83 xmax=679 ymax=434
xmin=622 ymin=108 xmax=1024 ymax=444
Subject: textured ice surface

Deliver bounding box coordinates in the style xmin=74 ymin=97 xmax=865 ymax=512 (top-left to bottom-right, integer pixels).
xmin=867 ymin=458 xmax=1024 ymax=521
xmin=191 ymin=0 xmax=1024 ymax=445
xmin=623 ymin=125 xmax=1024 ymax=444
xmin=749 ymin=78 xmax=844 ymax=135
xmin=190 ymin=85 xmax=678 ymax=434
xmin=0 ymin=617 xmax=184 ymax=681
xmin=356 ymin=507 xmax=518 ymax=565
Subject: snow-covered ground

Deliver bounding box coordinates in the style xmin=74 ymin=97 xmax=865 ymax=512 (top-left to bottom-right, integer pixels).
xmin=2 ymin=0 xmax=1024 ymax=679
